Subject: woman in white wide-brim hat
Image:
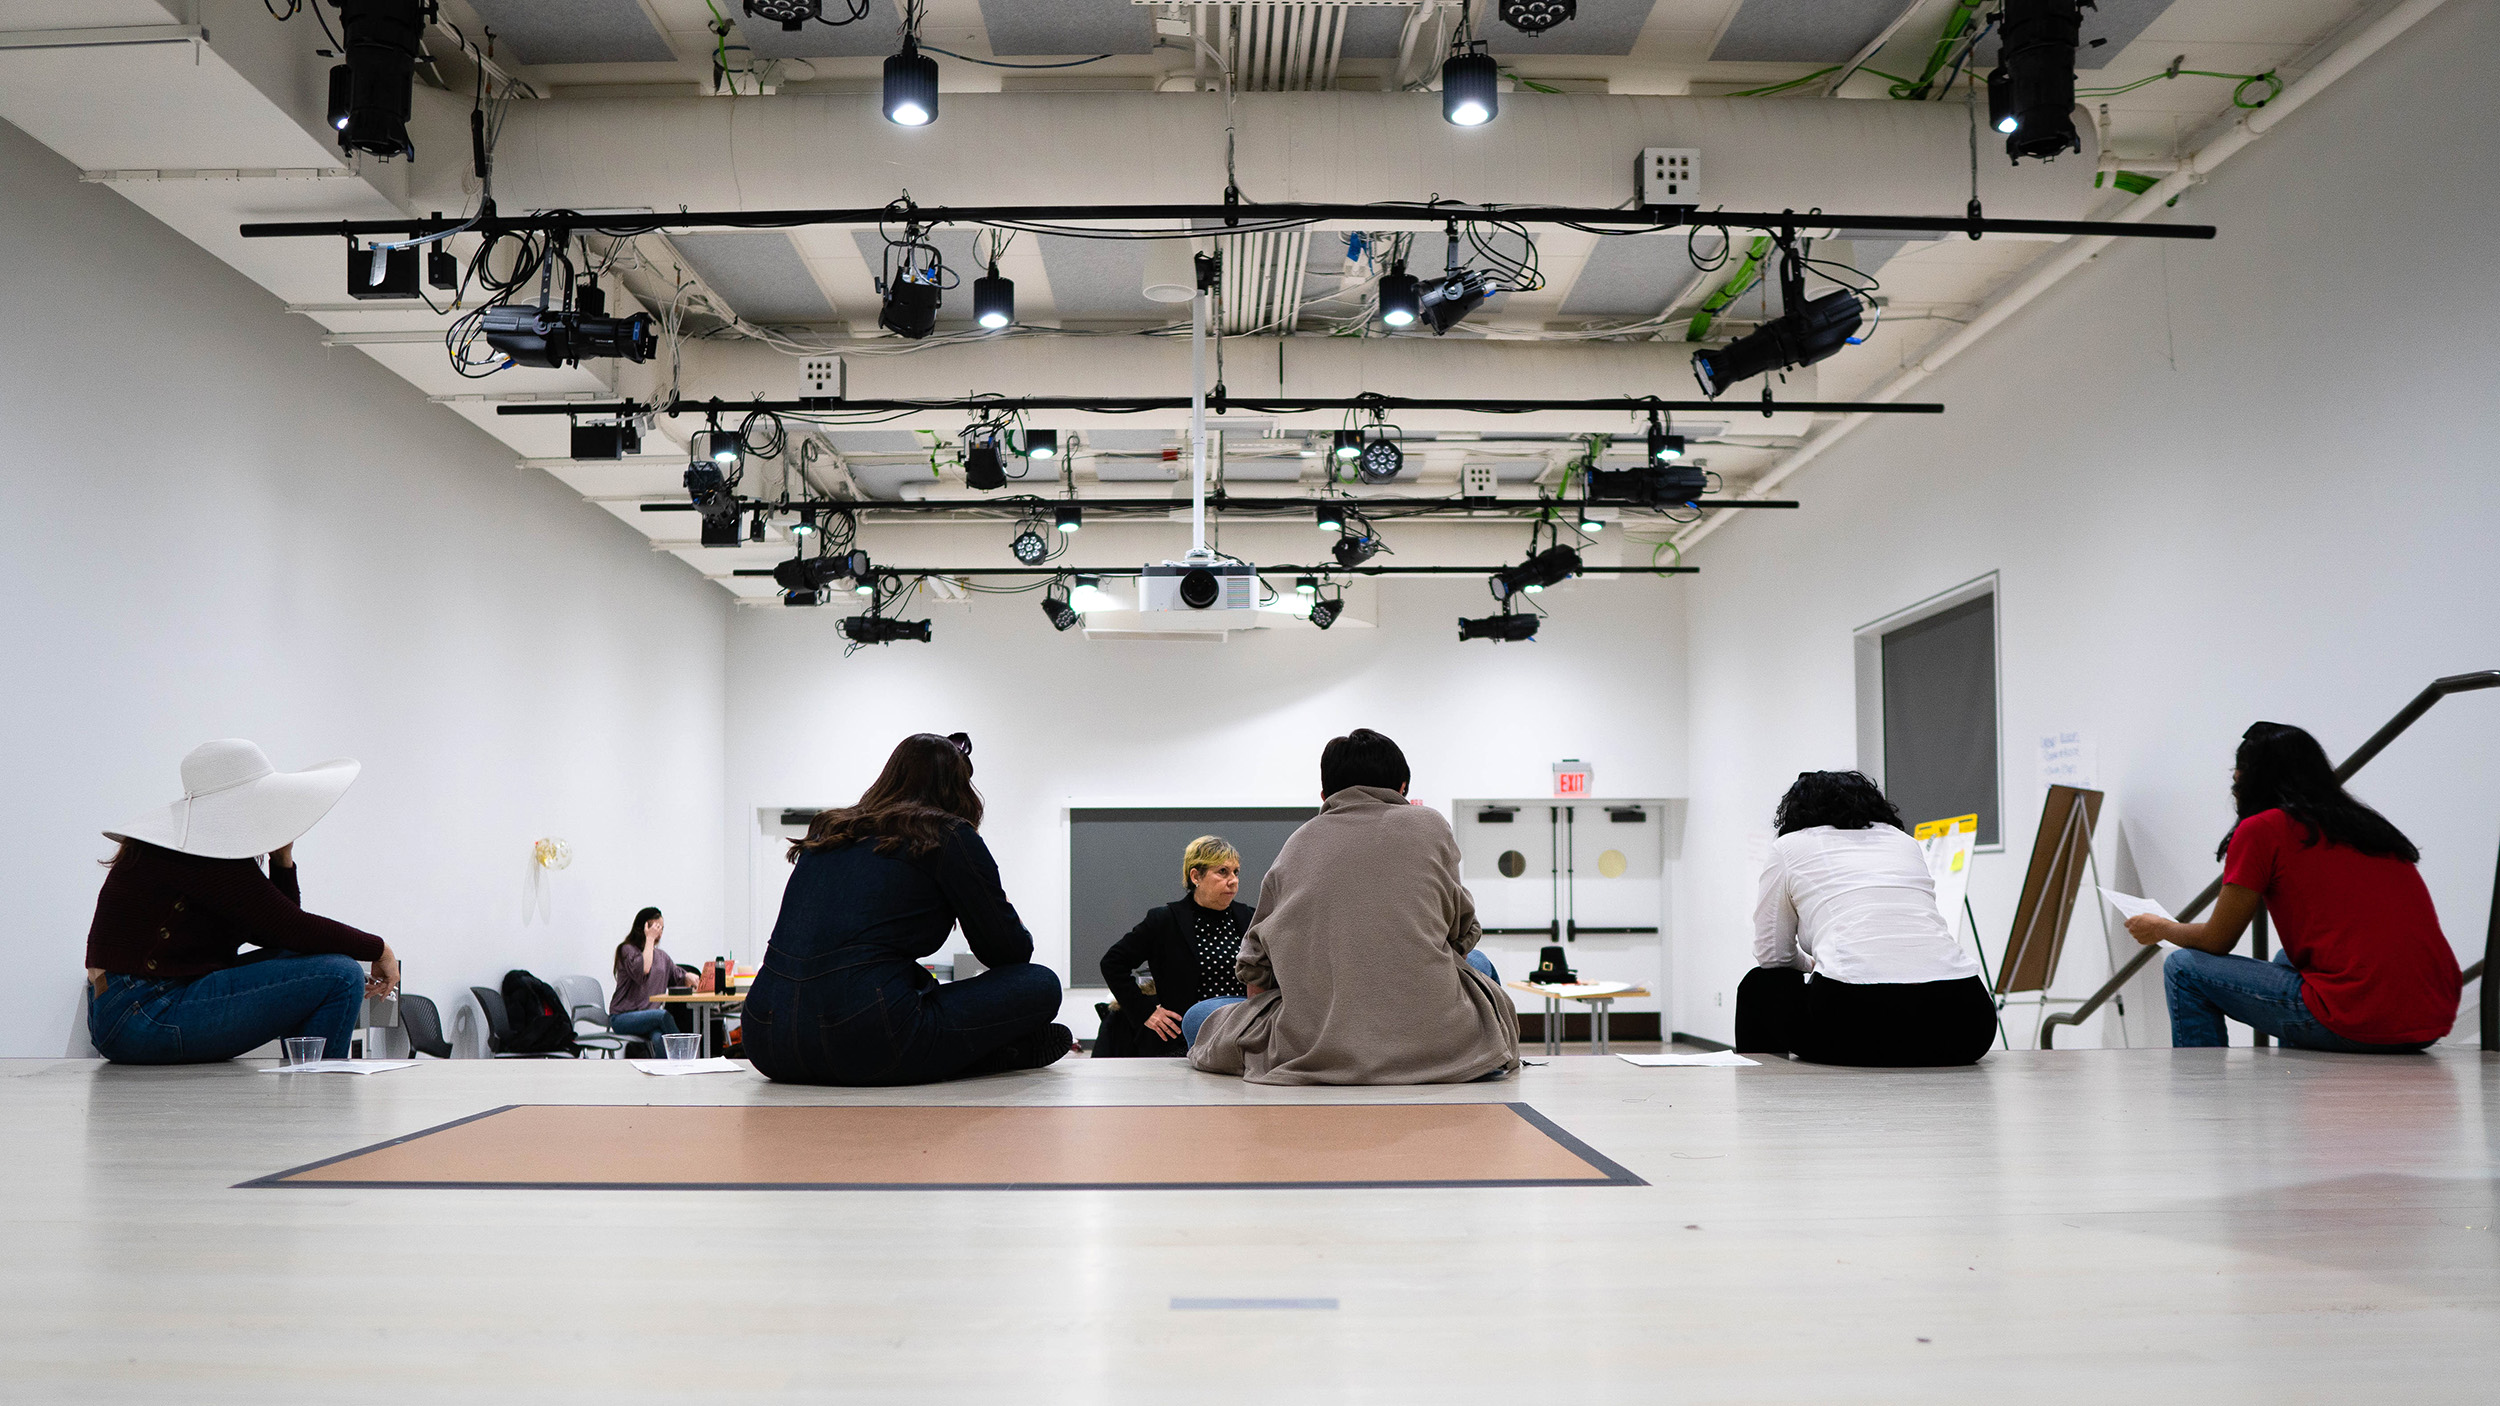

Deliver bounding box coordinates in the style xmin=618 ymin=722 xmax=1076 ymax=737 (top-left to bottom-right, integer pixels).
xmin=84 ymin=739 xmax=399 ymax=1065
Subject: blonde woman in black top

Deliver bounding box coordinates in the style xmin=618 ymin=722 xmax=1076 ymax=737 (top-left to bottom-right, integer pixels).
xmin=1097 ymin=836 xmax=1256 ymax=1056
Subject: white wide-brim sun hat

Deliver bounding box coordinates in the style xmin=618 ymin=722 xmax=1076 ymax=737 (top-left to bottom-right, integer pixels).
xmin=104 ymin=739 xmax=360 ymax=860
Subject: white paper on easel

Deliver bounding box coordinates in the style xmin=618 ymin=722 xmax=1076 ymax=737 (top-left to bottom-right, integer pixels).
xmin=1913 ymin=814 xmax=1980 ymax=938
xmin=2097 ymin=887 xmax=2173 ymax=923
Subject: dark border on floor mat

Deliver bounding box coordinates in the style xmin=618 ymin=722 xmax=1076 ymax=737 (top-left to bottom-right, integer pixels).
xmin=238 ymin=1102 xmax=1647 ymax=1191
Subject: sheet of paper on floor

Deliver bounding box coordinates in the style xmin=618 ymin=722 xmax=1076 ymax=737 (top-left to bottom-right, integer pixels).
xmin=629 ymin=1057 xmax=748 ymax=1076
xmin=1618 ymin=1051 xmax=1757 ymax=1067
xmin=258 ymin=1060 xmax=422 ymax=1074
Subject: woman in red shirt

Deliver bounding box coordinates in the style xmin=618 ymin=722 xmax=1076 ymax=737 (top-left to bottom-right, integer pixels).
xmin=2128 ymin=722 xmax=2461 ymax=1051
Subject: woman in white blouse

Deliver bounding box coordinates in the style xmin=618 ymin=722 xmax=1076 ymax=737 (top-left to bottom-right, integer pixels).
xmin=1740 ymin=771 xmax=1997 ymax=1065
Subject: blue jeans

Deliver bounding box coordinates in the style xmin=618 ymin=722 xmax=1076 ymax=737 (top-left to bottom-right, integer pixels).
xmin=2164 ymin=948 xmax=2432 ymax=1052
xmin=88 ymin=953 xmax=366 ymax=1064
xmin=610 ymin=1007 xmax=679 ymax=1056
xmin=1183 ymin=950 xmax=1498 ymax=1048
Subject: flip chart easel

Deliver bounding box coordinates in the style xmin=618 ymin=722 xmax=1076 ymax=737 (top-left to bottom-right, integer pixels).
xmin=1995 ymin=784 xmax=2126 ymax=1047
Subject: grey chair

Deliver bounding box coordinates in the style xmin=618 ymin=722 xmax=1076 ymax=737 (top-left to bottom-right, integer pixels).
xmin=552 ymin=973 xmax=632 ymax=1059
xmin=397 ymin=992 xmax=454 ymax=1059
xmin=467 ymin=985 xmax=578 ymax=1058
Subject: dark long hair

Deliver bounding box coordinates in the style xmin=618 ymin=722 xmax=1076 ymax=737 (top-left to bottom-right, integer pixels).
xmin=1773 ymin=770 xmax=1908 ymax=836
xmin=613 ymin=906 xmax=664 ymax=981
xmin=792 ymin=733 xmax=983 ymax=861
xmin=2218 ymin=722 xmax=2418 ymax=862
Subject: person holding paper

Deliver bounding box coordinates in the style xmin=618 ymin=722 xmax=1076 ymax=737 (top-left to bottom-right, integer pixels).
xmin=1738 ymin=771 xmax=1996 ymax=1066
xmin=2127 ymin=722 xmax=2459 ymax=1052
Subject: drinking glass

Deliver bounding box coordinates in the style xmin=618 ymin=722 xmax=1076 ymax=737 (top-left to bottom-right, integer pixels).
xmin=662 ymin=1032 xmax=702 ymax=1060
xmin=282 ymin=1036 xmax=325 ymax=1067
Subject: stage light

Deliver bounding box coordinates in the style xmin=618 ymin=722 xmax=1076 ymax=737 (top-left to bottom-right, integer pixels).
xmin=773 ymin=554 xmax=847 ymax=593
xmin=750 ymin=511 xmax=767 ymax=543
xmin=1577 ymin=503 xmax=1604 ymax=533
xmin=1993 ymin=0 xmax=2084 ymax=162
xmin=790 ymin=508 xmax=819 ymax=540
xmin=1309 ymin=593 xmax=1344 ymax=631
xmin=1010 ymin=526 xmax=1050 ymax=565
xmin=1357 ymin=433 xmax=1405 ymax=486
xmin=1316 ymin=502 xmax=1345 ymax=533
xmin=326 ymin=65 xmax=352 ymax=132
xmin=1691 ymin=248 xmax=1864 ymax=397
xmin=1023 ymin=429 xmax=1059 ymax=460
xmin=883 ymin=39 xmax=938 ymax=127
xmin=841 ymin=614 xmax=932 ymax=645
xmin=963 ymin=438 xmax=1005 ymax=491
xmin=1041 ymin=587 xmax=1080 ymax=632
xmin=973 ymin=266 xmax=1014 ymax=330
xmin=684 ymin=464 xmax=737 ymax=523
xmin=480 ymin=305 xmax=657 ymax=368
xmin=878 ymin=275 xmax=941 ymax=340
xmin=1493 ymin=544 xmax=1581 ymax=599
xmin=744 ymin=0 xmax=818 ymax=31
xmin=331 ymin=1 xmax=423 ymax=160
xmin=1332 ymin=430 xmax=1362 ymax=462
xmin=1647 ymin=416 xmax=1685 ymax=464
xmin=1055 ymin=502 xmax=1083 ymax=533
xmin=1377 ymin=263 xmax=1420 ymax=327
xmin=1988 ymin=65 xmax=2018 ymax=134
xmin=1418 ymin=267 xmax=1498 ymax=335
xmin=697 ymin=428 xmax=740 ymax=466
xmin=1070 ymin=575 xmax=1113 ymax=613
xmin=1333 ymin=529 xmax=1383 ymax=568
xmin=1442 ymin=42 xmax=1498 ymax=127
xmin=1295 ymin=575 xmax=1319 ymax=596
xmin=1459 ymin=611 xmax=1540 ymax=642
xmin=1498 ymin=1 xmax=1576 ymax=35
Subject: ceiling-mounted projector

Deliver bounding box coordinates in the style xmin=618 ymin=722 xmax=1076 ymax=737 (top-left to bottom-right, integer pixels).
xmin=1137 ymin=560 xmax=1261 ymax=625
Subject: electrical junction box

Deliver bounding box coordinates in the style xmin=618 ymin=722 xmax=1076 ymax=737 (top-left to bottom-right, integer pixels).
xmin=1460 ymin=463 xmax=1499 ymax=502
xmin=1637 ymin=148 xmax=1700 ymax=207
xmin=347 ymin=243 xmax=419 ymax=300
xmin=798 ymin=356 xmax=843 ymax=404
xmin=1136 ymin=560 xmax=1261 ymax=626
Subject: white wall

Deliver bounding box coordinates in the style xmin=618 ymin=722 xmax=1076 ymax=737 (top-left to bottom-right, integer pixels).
xmin=0 ymin=119 xmax=731 ymax=1056
xmin=726 ymin=525 xmax=1689 ymax=1025
xmin=1677 ymin=0 xmax=2500 ymax=1048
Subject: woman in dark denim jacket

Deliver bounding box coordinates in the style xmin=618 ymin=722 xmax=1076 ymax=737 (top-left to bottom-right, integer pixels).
xmin=743 ymin=733 xmax=1072 ymax=1085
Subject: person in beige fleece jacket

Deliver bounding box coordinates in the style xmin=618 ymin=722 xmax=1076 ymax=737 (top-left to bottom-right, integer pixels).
xmin=1185 ymin=729 xmax=1520 ymax=1086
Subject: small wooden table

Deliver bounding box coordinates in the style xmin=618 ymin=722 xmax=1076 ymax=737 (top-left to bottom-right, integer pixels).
xmin=1505 ymin=982 xmax=1651 ymax=1056
xmin=645 ymin=990 xmax=749 ymax=1057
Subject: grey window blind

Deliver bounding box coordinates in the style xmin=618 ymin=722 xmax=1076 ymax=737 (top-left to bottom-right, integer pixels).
xmin=1068 ymin=807 xmax=1316 ymax=986
xmin=1880 ymin=595 xmax=2000 ymax=845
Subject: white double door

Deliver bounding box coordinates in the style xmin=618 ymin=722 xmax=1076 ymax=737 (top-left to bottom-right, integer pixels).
xmin=1452 ymin=798 xmax=1671 ymax=1015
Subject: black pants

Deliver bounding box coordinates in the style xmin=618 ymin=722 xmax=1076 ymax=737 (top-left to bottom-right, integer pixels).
xmin=1734 ymin=967 xmax=1998 ymax=1067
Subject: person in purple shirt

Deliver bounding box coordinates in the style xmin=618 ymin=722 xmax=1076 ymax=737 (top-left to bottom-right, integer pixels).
xmin=609 ymin=907 xmax=685 ymax=1056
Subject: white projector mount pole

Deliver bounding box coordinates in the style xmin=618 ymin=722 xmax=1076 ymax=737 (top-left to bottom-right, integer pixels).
xmin=1186 ymin=260 xmax=1211 ymax=562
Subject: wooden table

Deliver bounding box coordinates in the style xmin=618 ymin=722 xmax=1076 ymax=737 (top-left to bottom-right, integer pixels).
xmin=1504 ymin=982 xmax=1651 ymax=1056
xmin=645 ymin=990 xmax=749 ymax=1057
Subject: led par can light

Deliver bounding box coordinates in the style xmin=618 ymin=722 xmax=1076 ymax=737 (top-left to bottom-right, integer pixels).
xmin=745 ymin=0 xmax=818 ymax=31
xmin=883 ymin=41 xmax=939 ymax=126
xmin=1041 ymin=591 xmax=1081 ymax=632
xmin=1459 ymin=612 xmax=1540 ymax=642
xmin=1308 ymin=595 xmax=1344 ymax=631
xmin=973 ymin=270 xmax=1015 ymax=330
xmin=1010 ymin=527 xmax=1051 ymax=565
xmin=1357 ymin=435 xmax=1405 ymax=485
xmin=1022 ymin=429 xmax=1059 ymax=460
xmin=1442 ymin=44 xmax=1498 ymax=127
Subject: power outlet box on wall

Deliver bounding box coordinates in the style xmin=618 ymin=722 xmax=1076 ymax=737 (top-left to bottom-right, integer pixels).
xmin=1638 ymin=147 xmax=1700 ymax=207
xmin=798 ymin=356 xmax=843 ymax=403
xmin=1460 ymin=463 xmax=1499 ymax=501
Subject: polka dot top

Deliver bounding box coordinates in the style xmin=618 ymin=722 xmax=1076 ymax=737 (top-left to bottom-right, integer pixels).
xmin=1191 ymin=901 xmax=1247 ymax=1001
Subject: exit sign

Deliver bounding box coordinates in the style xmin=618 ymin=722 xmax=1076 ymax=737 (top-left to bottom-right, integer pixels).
xmin=1553 ymin=760 xmax=1592 ymax=797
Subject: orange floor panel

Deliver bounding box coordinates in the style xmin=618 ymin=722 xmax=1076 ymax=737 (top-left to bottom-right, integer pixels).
xmin=244 ymin=1103 xmax=1643 ymax=1190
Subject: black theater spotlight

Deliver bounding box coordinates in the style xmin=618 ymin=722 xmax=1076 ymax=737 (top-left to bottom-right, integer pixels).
xmin=481 ymin=280 xmax=657 ymax=368
xmin=1331 ymin=430 xmax=1362 ymax=464
xmin=1315 ymin=501 xmax=1346 ymax=534
xmin=1040 ymin=582 xmax=1081 ymax=633
xmin=1691 ymin=246 xmax=1864 ymax=397
xmin=1442 ymin=39 xmax=1498 ymax=127
xmin=1990 ymin=0 xmax=2085 ymax=162
xmin=1492 ymin=544 xmax=1581 ymax=600
xmin=842 ymin=613 xmax=933 ymax=645
xmin=1647 ymin=411 xmax=1685 ymax=464
xmin=962 ymin=430 xmax=1006 ymax=491
xmin=877 ymin=230 xmax=947 ymax=340
xmin=328 ymin=1 xmax=425 ymax=160
xmin=973 ymin=264 xmax=1015 ymax=330
xmin=1022 ymin=429 xmax=1060 ymax=461
xmin=1459 ymin=609 xmax=1540 ymax=643
xmin=1356 ymin=427 xmax=1405 ymax=486
xmin=1054 ymin=501 xmax=1083 ymax=533
xmin=1377 ymin=261 xmax=1421 ymax=327
xmin=1417 ymin=266 xmax=1498 ymax=335
xmin=883 ymin=37 xmax=939 ymax=127
xmin=1333 ymin=526 xmax=1384 ymax=568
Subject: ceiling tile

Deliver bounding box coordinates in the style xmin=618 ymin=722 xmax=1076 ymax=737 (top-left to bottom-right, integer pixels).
xmin=977 ymin=0 xmax=1156 ymax=56
xmin=1488 ymin=1 xmax=1660 ymax=57
xmin=1709 ymin=0 xmax=1916 ymax=64
xmin=465 ymin=0 xmax=676 ymax=65
xmin=745 ymin=0 xmax=905 ymax=60
xmin=672 ymin=232 xmax=839 ymax=323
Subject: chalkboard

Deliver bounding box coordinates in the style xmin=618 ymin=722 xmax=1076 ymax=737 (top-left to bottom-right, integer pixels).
xmin=1069 ymin=807 xmax=1316 ymax=988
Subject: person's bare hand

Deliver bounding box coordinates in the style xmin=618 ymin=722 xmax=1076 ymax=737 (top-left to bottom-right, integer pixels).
xmin=1143 ymin=1005 xmax=1183 ymax=1041
xmin=366 ymin=943 xmax=401 ymax=998
xmin=2124 ymin=914 xmax=2174 ymax=947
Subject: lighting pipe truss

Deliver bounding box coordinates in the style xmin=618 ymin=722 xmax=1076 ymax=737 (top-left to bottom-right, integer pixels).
xmin=502 ymin=395 xmax=1942 ymax=418
xmin=238 ymin=201 xmax=2216 ymax=245
xmin=640 ymin=494 xmax=1798 ymax=515
xmin=730 ymin=564 xmax=1703 ymax=579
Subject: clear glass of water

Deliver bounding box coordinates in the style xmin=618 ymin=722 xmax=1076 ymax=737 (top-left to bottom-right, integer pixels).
xmin=282 ymin=1036 xmax=325 ymax=1066
xmin=661 ymin=1032 xmax=702 ymax=1060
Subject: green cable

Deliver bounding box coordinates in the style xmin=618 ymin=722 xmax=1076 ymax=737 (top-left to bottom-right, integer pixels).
xmin=1893 ymin=0 xmax=1985 ymax=100
xmin=2077 ymin=67 xmax=2280 ymax=107
xmin=1686 ymin=236 xmax=1772 ymax=342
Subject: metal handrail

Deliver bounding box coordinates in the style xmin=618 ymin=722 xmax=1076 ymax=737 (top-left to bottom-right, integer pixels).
xmin=2041 ymin=670 xmax=2500 ymax=1049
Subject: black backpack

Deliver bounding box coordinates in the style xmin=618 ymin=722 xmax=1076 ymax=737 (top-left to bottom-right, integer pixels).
xmin=497 ymin=969 xmax=580 ymax=1056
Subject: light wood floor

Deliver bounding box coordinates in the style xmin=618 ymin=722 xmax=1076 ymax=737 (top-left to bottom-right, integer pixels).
xmin=3 ymin=1048 xmax=2493 ymax=1403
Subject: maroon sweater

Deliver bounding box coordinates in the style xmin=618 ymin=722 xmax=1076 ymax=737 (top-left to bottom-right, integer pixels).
xmin=86 ymin=841 xmax=385 ymax=979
